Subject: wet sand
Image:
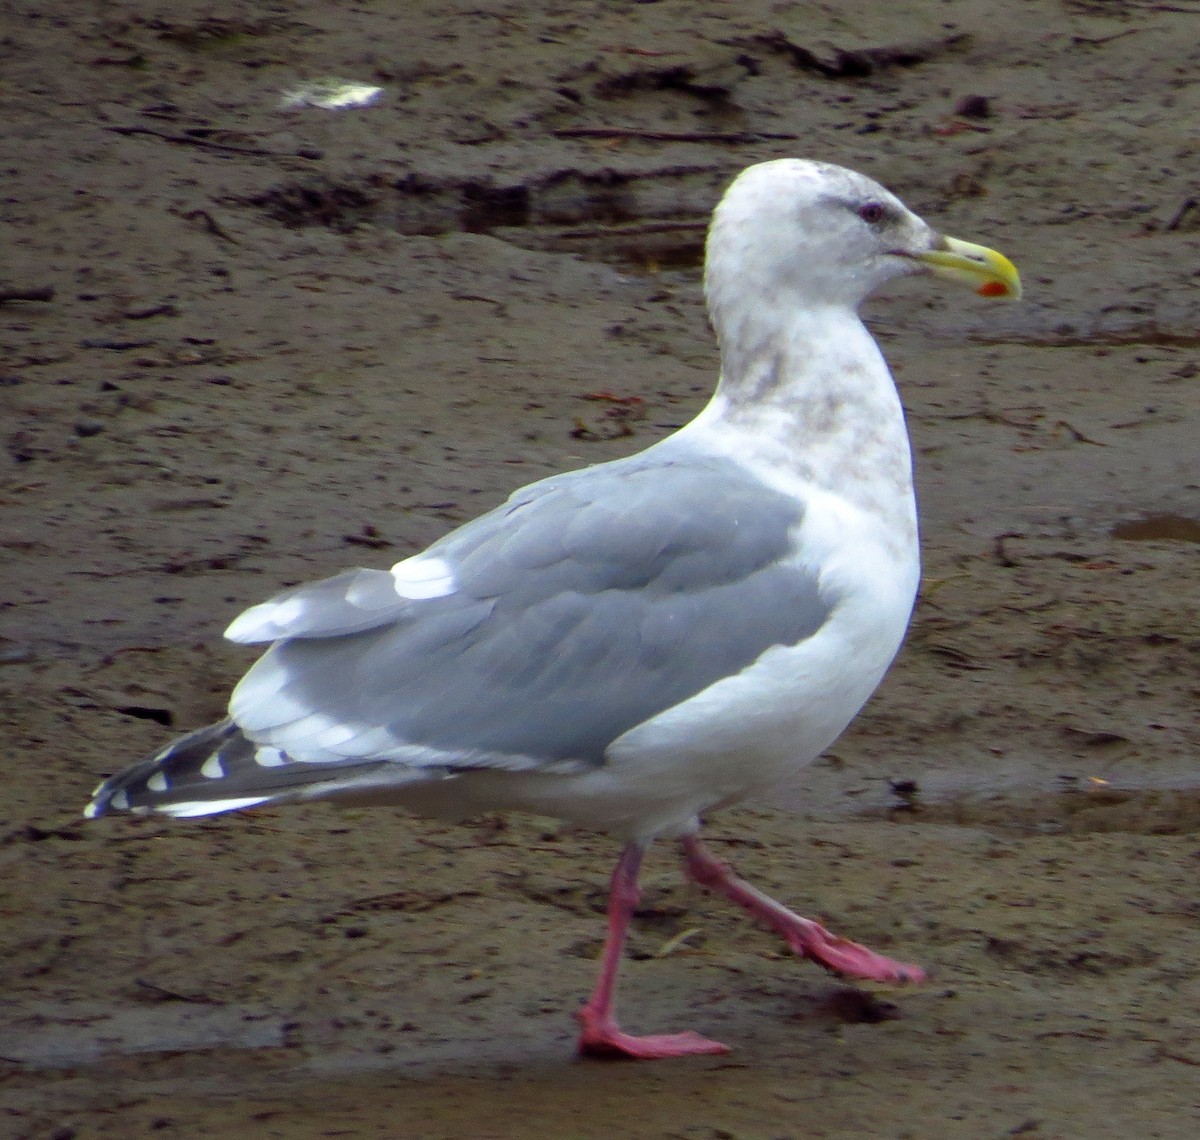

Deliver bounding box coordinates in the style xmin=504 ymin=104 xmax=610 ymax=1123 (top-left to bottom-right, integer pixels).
xmin=3 ymin=2 xmax=1199 ymax=1137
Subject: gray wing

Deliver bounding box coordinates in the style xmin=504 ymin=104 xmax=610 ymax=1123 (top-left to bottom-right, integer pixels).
xmin=228 ymin=449 xmax=831 ymax=773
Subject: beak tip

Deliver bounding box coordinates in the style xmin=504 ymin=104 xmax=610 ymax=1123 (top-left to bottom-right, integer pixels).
xmin=977 ymin=280 xmax=1014 ymax=299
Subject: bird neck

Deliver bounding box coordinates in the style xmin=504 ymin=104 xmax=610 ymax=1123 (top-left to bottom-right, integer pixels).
xmin=711 ymin=301 xmax=893 ymax=424
xmin=681 ymin=300 xmax=915 ymax=524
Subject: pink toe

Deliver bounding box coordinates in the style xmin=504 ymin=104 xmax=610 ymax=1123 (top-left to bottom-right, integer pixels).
xmin=577 ymin=1016 xmax=730 ymax=1059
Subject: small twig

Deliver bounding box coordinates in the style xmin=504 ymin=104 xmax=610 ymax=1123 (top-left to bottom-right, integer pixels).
xmin=106 ymin=123 xmax=281 ymax=156
xmin=1158 ymin=1049 xmax=1200 ymax=1067
xmin=107 ymin=123 xmax=321 ymax=161
xmin=1053 ymin=418 xmax=1107 ymax=445
xmin=553 ymin=126 xmax=799 ymax=143
xmin=176 ymin=208 xmax=241 ymax=244
xmin=134 ymin=977 xmax=223 ymax=1005
xmin=1071 ymin=28 xmax=1139 ymax=47
xmin=1164 ymin=196 xmax=1197 ymax=232
xmin=654 ymin=927 xmax=704 ymax=957
xmin=0 ymin=284 xmax=54 ymax=303
xmin=124 ymin=302 xmax=178 ymax=320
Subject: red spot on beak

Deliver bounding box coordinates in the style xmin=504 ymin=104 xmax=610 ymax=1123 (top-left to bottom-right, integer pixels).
xmin=977 ymin=280 xmax=1009 ymax=297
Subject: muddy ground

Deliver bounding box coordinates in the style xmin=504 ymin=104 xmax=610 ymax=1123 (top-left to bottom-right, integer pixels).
xmin=2 ymin=1 xmax=1199 ymax=1137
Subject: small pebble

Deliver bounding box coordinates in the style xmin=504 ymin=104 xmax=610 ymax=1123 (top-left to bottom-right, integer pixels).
xmin=955 ymin=93 xmax=991 ymax=119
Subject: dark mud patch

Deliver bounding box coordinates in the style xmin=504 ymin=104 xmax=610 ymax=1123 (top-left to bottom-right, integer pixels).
xmin=1111 ymin=513 xmax=1200 ymax=543
xmin=241 ymin=164 xmax=725 ymax=267
xmin=738 ymin=29 xmax=973 ymax=80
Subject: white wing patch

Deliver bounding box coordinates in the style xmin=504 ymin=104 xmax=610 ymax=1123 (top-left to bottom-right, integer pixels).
xmin=160 ymin=795 xmax=274 ymax=819
xmin=254 ymin=746 xmax=287 ymax=768
xmin=390 ymin=554 xmax=455 ymax=600
xmin=200 ymin=755 xmax=225 ymax=780
xmin=225 ymin=596 xmax=306 ymax=644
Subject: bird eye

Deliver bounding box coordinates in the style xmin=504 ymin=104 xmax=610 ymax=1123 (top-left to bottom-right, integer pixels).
xmin=858 ymin=202 xmax=887 ymax=225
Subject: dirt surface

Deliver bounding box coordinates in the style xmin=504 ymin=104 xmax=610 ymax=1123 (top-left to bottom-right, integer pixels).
xmin=3 ymin=1 xmax=1199 ymax=1137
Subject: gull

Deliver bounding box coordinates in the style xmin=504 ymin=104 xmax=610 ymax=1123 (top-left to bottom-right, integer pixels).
xmin=85 ymin=158 xmax=1020 ymax=1059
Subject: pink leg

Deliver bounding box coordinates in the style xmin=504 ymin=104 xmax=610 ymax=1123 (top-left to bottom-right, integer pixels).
xmin=681 ymin=835 xmax=925 ymax=984
xmin=576 ymin=842 xmax=730 ymax=1059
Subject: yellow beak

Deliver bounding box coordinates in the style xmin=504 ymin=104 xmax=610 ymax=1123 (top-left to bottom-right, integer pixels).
xmin=915 ymin=236 xmax=1022 ymax=300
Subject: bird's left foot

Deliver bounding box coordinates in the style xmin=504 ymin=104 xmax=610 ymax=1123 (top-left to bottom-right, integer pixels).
xmin=681 ymin=836 xmax=925 ymax=985
xmin=782 ymin=922 xmax=925 ymax=985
